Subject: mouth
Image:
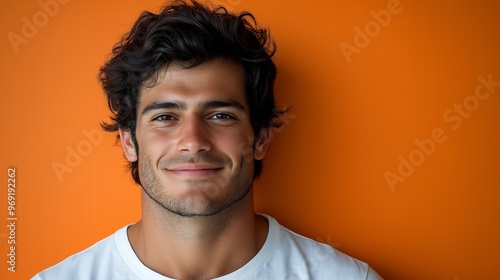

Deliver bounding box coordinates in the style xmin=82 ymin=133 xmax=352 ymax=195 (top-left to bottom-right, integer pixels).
xmin=167 ymin=164 xmax=224 ymax=177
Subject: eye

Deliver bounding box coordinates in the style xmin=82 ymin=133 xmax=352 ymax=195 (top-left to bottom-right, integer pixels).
xmin=210 ymin=113 xmax=235 ymax=120
xmin=152 ymin=114 xmax=176 ymax=122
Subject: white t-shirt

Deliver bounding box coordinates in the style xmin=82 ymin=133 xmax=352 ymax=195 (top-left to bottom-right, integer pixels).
xmin=32 ymin=215 xmax=382 ymax=280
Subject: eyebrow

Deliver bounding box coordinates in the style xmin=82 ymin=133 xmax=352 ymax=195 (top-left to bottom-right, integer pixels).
xmin=141 ymin=100 xmax=187 ymax=116
xmin=198 ymin=100 xmax=246 ymax=112
xmin=141 ymin=99 xmax=246 ymax=116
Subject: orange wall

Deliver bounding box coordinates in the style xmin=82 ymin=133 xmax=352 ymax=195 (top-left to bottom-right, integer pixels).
xmin=1 ymin=0 xmax=499 ymax=279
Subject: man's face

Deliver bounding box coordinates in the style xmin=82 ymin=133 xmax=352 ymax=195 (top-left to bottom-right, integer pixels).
xmin=120 ymin=60 xmax=269 ymax=217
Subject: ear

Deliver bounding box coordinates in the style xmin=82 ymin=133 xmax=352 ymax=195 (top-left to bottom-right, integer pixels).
xmin=119 ymin=128 xmax=138 ymax=162
xmin=254 ymin=128 xmax=272 ymax=160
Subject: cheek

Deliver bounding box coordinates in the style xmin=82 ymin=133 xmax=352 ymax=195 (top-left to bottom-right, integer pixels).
xmin=138 ymin=132 xmax=175 ymax=161
xmin=216 ymin=132 xmax=254 ymax=166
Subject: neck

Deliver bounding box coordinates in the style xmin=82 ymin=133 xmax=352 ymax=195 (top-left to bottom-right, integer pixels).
xmin=127 ymin=189 xmax=268 ymax=279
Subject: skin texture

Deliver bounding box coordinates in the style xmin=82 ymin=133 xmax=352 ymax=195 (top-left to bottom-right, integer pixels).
xmin=119 ymin=59 xmax=271 ymax=279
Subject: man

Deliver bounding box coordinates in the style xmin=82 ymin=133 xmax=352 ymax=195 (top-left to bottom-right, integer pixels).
xmin=32 ymin=1 xmax=383 ymax=279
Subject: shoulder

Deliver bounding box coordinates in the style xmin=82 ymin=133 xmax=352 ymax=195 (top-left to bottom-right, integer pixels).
xmin=263 ymin=215 xmax=383 ymax=280
xmin=31 ymin=226 xmax=133 ymax=280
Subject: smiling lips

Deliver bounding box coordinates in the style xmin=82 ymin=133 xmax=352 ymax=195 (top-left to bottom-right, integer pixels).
xmin=167 ymin=164 xmax=223 ymax=177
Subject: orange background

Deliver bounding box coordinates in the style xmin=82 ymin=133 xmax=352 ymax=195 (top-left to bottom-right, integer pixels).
xmin=1 ymin=0 xmax=500 ymax=279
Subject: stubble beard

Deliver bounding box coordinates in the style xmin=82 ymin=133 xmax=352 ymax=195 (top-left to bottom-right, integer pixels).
xmin=139 ymin=153 xmax=254 ymax=218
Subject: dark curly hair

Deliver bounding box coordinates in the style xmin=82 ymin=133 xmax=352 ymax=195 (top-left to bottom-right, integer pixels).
xmin=99 ymin=0 xmax=284 ymax=185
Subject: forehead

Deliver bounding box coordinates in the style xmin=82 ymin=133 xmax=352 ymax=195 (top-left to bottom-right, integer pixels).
xmin=138 ymin=59 xmax=247 ymax=109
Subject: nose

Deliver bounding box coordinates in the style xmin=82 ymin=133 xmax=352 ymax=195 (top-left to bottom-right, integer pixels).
xmin=177 ymin=114 xmax=212 ymax=154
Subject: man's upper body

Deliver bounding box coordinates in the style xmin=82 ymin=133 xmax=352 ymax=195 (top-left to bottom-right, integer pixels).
xmin=33 ymin=1 xmax=383 ymax=279
xmin=32 ymin=214 xmax=382 ymax=280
